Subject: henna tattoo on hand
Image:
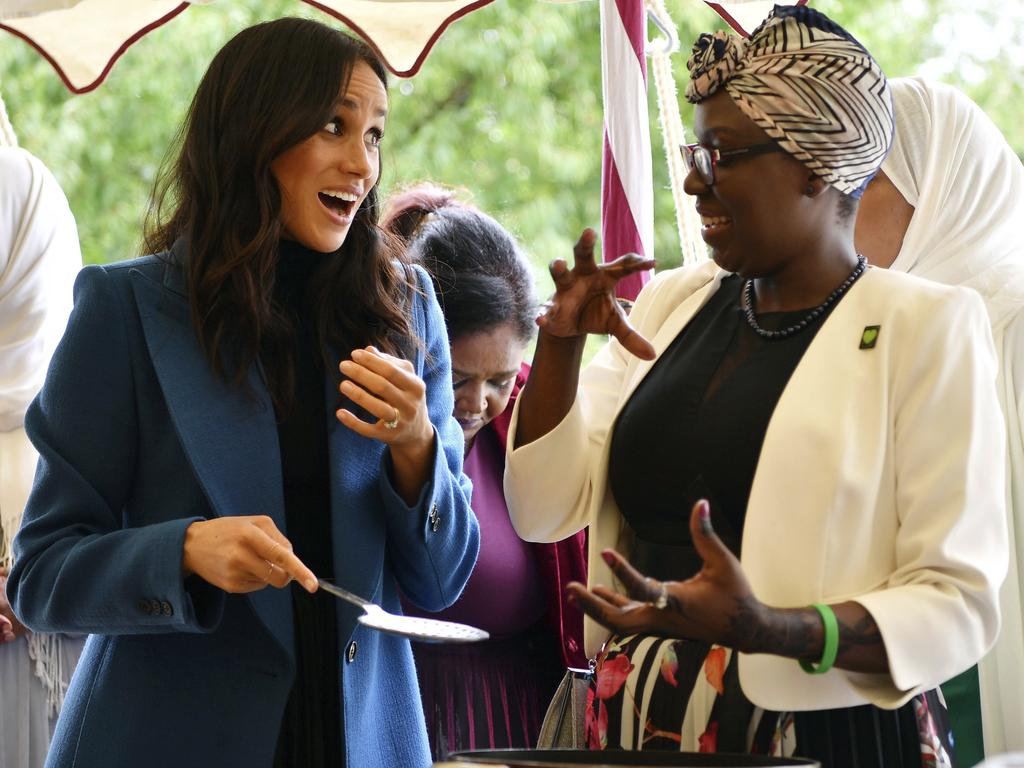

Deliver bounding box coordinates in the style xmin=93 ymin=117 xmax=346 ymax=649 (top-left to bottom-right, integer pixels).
xmin=664 ymin=590 xmax=694 ymax=623
xmin=726 ymin=594 xmax=764 ymax=652
xmin=765 ymin=608 xmax=823 ymax=661
xmin=730 ymin=599 xmax=822 ymax=658
xmin=835 ymin=614 xmax=884 ymax=655
xmin=727 ymin=600 xmax=887 ymax=672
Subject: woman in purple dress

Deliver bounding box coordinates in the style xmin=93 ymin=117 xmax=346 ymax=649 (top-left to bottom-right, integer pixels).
xmin=383 ymin=184 xmax=587 ymax=760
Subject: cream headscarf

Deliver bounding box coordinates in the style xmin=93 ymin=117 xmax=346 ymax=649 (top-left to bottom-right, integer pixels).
xmin=0 ymin=147 xmax=81 ymax=719
xmin=883 ymin=77 xmax=1024 ymax=754
xmin=884 ymin=76 xmax=1024 ymax=333
xmin=0 ymin=147 xmax=80 ymax=437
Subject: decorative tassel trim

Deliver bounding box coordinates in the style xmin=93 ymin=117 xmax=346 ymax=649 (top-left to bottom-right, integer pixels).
xmin=26 ymin=631 xmax=70 ymax=719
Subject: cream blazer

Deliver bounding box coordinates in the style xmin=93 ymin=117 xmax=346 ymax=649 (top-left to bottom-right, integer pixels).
xmin=504 ymin=261 xmax=1007 ymax=712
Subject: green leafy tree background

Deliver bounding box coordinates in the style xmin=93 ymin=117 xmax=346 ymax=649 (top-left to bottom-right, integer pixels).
xmin=1 ymin=0 xmax=1021 ymax=287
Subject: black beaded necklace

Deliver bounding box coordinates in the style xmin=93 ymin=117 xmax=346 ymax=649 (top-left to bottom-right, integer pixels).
xmin=742 ymin=255 xmax=868 ymax=340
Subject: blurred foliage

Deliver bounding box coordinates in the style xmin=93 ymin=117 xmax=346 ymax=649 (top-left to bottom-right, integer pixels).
xmin=1 ymin=0 xmax=1021 ymax=292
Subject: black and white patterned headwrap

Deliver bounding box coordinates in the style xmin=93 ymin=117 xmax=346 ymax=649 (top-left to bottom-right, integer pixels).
xmin=685 ymin=5 xmax=893 ymax=198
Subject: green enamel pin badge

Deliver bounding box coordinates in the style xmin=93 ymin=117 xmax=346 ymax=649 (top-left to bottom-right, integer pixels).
xmin=860 ymin=325 xmax=880 ymax=349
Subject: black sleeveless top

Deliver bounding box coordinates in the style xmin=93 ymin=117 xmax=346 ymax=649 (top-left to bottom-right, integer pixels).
xmin=608 ymin=275 xmax=841 ymax=582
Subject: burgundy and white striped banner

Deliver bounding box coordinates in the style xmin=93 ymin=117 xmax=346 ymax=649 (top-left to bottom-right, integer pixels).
xmin=706 ymin=1 xmax=806 ymax=38
xmin=598 ymin=0 xmax=807 ymax=301
xmin=599 ymin=0 xmax=654 ymax=301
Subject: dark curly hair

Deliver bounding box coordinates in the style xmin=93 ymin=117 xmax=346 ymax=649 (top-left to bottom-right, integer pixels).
xmin=382 ymin=184 xmax=536 ymax=344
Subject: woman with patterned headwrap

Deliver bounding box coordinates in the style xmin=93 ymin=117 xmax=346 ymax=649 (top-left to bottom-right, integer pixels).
xmin=504 ymin=5 xmax=1006 ymax=765
xmin=855 ymin=76 xmax=1024 ymax=763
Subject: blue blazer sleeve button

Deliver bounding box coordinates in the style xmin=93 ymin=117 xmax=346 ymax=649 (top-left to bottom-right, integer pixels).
xmin=137 ymin=599 xmax=152 ymax=615
xmin=346 ymin=641 xmax=357 ymax=663
xmin=160 ymin=601 xmax=174 ymax=616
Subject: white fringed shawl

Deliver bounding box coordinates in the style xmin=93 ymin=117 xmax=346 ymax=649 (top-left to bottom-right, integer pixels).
xmin=883 ymin=76 xmax=1024 ymax=754
xmin=0 ymin=146 xmax=82 ymax=716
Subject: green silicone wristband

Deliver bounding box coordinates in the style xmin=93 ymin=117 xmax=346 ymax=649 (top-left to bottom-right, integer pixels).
xmin=799 ymin=603 xmax=839 ymax=675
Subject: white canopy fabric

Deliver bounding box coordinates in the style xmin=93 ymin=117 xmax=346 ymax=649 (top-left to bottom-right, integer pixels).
xmin=0 ymin=0 xmax=795 ymax=301
xmin=0 ymin=0 xmax=498 ymax=91
xmin=0 ymin=0 xmax=784 ymax=93
xmin=0 ymin=0 xmax=190 ymax=93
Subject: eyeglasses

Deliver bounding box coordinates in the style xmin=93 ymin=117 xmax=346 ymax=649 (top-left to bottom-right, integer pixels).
xmin=680 ymin=142 xmax=784 ymax=185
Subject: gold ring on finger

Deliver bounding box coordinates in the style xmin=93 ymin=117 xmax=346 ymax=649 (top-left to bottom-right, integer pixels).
xmin=384 ymin=406 xmax=400 ymax=430
xmin=645 ymin=577 xmax=669 ymax=610
xmin=654 ymin=581 xmax=669 ymax=610
xmin=264 ymin=560 xmax=276 ymax=583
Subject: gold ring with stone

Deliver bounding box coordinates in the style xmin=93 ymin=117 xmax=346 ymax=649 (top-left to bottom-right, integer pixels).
xmin=654 ymin=581 xmax=669 ymax=610
xmin=646 ymin=577 xmax=669 ymax=610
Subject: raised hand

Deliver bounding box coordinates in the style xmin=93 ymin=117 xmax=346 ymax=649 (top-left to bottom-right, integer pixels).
xmin=539 ymin=228 xmax=657 ymax=361
xmin=336 ymin=346 xmax=433 ymax=450
xmin=566 ymin=500 xmax=764 ymax=650
xmin=336 ymin=345 xmax=436 ymax=505
xmin=182 ymin=516 xmax=317 ymax=594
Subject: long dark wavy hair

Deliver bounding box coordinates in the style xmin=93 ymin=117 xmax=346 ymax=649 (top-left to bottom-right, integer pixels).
xmin=145 ymin=18 xmax=413 ymax=410
xmin=381 ymin=183 xmax=536 ymax=344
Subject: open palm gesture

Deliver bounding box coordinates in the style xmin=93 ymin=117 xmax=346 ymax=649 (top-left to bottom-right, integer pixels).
xmin=567 ymin=500 xmax=764 ymax=651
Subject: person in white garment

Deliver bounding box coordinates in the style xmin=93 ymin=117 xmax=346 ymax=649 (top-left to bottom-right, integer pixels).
xmin=0 ymin=145 xmax=85 ymax=768
xmin=855 ymin=75 xmax=1024 ymax=761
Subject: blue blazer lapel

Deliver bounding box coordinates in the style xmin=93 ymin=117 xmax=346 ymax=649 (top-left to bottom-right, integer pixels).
xmin=128 ymin=256 xmax=293 ymax=656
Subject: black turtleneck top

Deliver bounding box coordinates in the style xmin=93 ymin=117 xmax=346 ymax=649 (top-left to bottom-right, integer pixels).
xmin=269 ymin=239 xmax=343 ymax=768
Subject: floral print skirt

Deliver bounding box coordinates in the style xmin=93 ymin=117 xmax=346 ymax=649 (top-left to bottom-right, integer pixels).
xmin=586 ymin=634 xmax=956 ymax=767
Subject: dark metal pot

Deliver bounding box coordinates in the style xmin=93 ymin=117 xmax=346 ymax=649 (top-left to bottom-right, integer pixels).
xmin=447 ymin=749 xmax=820 ymax=768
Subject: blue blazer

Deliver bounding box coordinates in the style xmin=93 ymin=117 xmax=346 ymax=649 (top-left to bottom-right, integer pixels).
xmin=9 ymin=246 xmax=480 ymax=768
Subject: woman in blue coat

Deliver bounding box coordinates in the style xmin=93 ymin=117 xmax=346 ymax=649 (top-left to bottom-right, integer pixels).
xmin=7 ymin=18 xmax=479 ymax=768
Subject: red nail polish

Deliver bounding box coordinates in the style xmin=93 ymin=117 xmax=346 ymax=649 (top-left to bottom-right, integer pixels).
xmin=698 ymin=500 xmax=713 ymax=534
xmin=601 ymin=551 xmax=616 ymax=567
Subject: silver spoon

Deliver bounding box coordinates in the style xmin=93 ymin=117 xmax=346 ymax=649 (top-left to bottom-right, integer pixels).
xmin=317 ymin=579 xmax=489 ymax=644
